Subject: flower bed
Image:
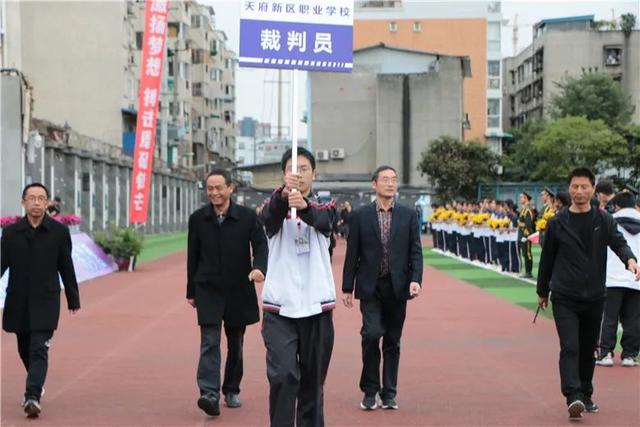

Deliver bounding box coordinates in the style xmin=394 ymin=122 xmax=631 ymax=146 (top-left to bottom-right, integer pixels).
xmin=0 ymin=214 xmax=83 ymax=228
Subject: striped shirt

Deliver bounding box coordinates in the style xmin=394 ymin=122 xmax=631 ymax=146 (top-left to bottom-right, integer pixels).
xmin=376 ymin=199 xmax=394 ymax=277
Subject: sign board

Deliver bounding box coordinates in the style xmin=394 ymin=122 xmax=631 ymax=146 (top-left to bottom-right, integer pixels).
xmin=239 ymin=0 xmax=354 ymax=73
xmin=129 ymin=0 xmax=169 ymax=223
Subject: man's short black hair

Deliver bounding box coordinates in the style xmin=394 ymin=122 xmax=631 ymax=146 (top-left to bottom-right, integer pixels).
xmin=595 ymin=180 xmax=615 ymax=195
xmin=22 ymin=182 xmax=50 ymax=200
xmin=281 ymin=147 xmax=316 ymax=172
xmin=206 ymin=169 xmax=232 ymax=186
xmin=568 ymin=167 xmax=596 ymax=186
xmin=612 ymin=191 xmax=636 ymax=209
xmin=371 ymin=165 xmax=397 ymax=181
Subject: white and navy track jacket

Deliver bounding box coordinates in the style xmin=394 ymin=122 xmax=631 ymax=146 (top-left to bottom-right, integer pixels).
xmin=259 ymin=188 xmax=337 ymax=318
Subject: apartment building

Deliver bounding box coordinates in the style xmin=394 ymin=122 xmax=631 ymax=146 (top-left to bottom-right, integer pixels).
xmin=502 ymin=15 xmax=640 ymax=129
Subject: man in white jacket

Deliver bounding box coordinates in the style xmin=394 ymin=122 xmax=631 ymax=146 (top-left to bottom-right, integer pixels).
xmin=259 ymin=148 xmax=337 ymax=427
xmin=598 ymin=191 xmax=640 ymax=367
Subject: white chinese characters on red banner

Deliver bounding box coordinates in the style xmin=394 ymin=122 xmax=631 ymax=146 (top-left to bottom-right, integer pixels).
xmin=129 ymin=0 xmax=168 ymax=224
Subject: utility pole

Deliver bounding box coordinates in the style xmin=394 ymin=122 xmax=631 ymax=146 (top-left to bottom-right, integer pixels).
xmin=266 ymin=71 xmax=289 ymax=141
xmin=277 ymin=69 xmax=282 ymax=141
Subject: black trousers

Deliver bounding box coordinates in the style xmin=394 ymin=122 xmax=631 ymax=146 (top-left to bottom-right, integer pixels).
xmin=497 ymin=241 xmax=508 ymax=271
xmin=17 ymin=330 xmax=54 ymax=401
xmin=551 ymin=295 xmax=604 ymax=404
xmin=507 ymin=241 xmax=520 ymax=273
xmin=518 ymin=240 xmax=533 ymax=274
xmin=490 ymin=236 xmax=499 ymax=264
xmin=197 ymin=324 xmax=246 ymax=400
xmin=262 ymin=311 xmax=334 ymax=427
xmin=483 ymin=236 xmax=491 ymax=263
xmin=359 ymin=277 xmax=407 ymax=400
xmin=599 ymin=287 xmax=640 ymax=359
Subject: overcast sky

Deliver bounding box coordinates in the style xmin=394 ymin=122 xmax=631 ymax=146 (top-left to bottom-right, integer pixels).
xmin=206 ymin=0 xmax=640 ymax=137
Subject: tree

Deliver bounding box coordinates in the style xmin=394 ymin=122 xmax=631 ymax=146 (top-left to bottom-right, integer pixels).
xmin=417 ymin=136 xmax=499 ymax=201
xmin=550 ymin=72 xmax=634 ymax=128
xmin=501 ymin=120 xmax=546 ymax=181
xmin=620 ymin=13 xmax=637 ymax=37
xmin=608 ymin=124 xmax=640 ymax=189
xmin=530 ymin=116 xmax=627 ymax=181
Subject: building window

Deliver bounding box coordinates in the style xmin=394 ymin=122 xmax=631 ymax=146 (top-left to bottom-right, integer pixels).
xmin=488 ymin=60 xmax=500 ymax=77
xmin=135 ymin=32 xmax=143 ymax=50
xmin=413 ymin=21 xmax=422 ymax=32
xmin=192 ymin=82 xmax=202 ymax=97
xmin=604 ymin=47 xmax=622 ymax=66
xmin=488 ymin=99 xmax=500 ymax=116
xmin=191 ymin=15 xmax=201 ymax=28
xmin=180 ymin=22 xmax=189 ymax=40
xmin=487 ymin=22 xmax=501 ymax=52
xmin=168 ymin=22 xmax=179 ymax=38
xmin=192 ymin=49 xmax=205 ymax=64
xmin=510 ymin=70 xmax=515 ymax=85
xmin=487 ymin=98 xmax=500 ymax=128
xmin=389 ymin=21 xmax=398 ymax=32
xmin=488 ymin=60 xmax=500 ymax=89
xmin=179 ymin=62 xmax=190 ymax=80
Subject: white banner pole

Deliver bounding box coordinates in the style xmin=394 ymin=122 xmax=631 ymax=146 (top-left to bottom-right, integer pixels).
xmin=290 ymin=68 xmax=299 ymax=219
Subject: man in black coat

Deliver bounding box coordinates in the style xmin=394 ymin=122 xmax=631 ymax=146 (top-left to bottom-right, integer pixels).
xmin=187 ymin=169 xmax=268 ymax=417
xmin=1 ymin=183 xmax=80 ymax=418
xmin=342 ymin=166 xmax=423 ymax=411
xmin=537 ymin=167 xmax=640 ymax=421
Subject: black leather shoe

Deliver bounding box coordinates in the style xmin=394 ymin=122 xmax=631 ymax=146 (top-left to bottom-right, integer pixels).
xmin=225 ymin=393 xmax=242 ymax=408
xmin=197 ymin=396 xmax=220 ymax=416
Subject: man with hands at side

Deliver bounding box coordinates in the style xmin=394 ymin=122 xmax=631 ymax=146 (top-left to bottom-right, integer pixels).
xmin=186 ymin=169 xmax=268 ymax=417
xmin=342 ymin=165 xmax=423 ymax=412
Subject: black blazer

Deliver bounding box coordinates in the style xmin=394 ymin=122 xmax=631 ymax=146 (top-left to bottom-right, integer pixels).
xmin=2 ymin=216 xmax=80 ymax=333
xmin=187 ymin=201 xmax=268 ymax=327
xmin=342 ymin=201 xmax=423 ymax=301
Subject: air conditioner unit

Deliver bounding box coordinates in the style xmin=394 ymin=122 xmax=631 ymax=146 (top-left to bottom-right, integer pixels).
xmin=330 ymin=148 xmax=345 ymax=159
xmin=316 ymin=150 xmax=329 ymax=161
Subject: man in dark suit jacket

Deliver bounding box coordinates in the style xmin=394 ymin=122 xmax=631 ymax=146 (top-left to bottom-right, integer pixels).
xmin=2 ymin=183 xmax=80 ymax=419
xmin=187 ymin=169 xmax=268 ymax=417
xmin=342 ymin=166 xmax=423 ymax=411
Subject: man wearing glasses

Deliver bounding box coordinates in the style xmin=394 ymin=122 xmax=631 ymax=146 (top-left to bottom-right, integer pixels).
xmin=1 ymin=183 xmax=80 ymax=418
xmin=260 ymin=148 xmax=337 ymax=426
xmin=342 ymin=166 xmax=423 ymax=411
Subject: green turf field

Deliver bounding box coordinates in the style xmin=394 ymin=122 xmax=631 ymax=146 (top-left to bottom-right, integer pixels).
xmin=424 ymin=247 xmax=551 ymax=319
xmin=137 ymin=232 xmax=187 ymax=264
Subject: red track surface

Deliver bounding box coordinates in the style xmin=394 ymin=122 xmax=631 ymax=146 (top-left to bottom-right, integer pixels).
xmin=2 ymin=240 xmax=639 ymax=426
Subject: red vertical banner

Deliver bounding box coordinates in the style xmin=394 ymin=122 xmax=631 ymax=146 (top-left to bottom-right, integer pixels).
xmin=129 ymin=0 xmax=168 ymax=224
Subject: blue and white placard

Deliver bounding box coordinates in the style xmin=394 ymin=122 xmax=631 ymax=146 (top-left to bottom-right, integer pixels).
xmin=239 ymin=0 xmax=354 ymax=73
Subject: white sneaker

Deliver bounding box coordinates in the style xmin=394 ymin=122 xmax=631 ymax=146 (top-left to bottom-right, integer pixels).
xmin=621 ymin=357 xmax=639 ymax=367
xmin=595 ymin=352 xmax=614 ymax=367
xmin=24 ymin=399 xmax=41 ymax=418
xmin=20 ymin=387 xmax=44 ymax=407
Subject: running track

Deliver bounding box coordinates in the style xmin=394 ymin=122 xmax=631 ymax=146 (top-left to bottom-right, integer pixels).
xmin=2 ymin=240 xmax=639 ymax=426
